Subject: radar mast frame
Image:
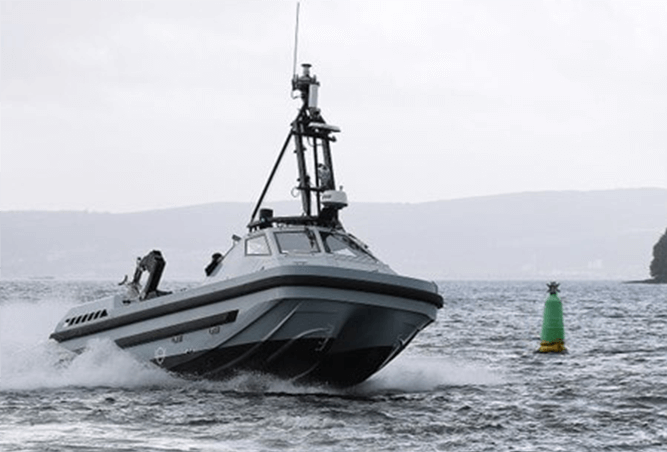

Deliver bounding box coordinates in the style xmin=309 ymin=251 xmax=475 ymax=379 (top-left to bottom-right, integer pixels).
xmin=248 ymin=64 xmax=345 ymax=232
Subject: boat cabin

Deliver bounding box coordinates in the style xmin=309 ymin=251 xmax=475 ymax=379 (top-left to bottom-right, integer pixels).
xmin=206 ymin=226 xmax=394 ymax=281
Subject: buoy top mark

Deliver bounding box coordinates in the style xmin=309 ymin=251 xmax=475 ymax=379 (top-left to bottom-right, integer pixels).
xmin=547 ymin=281 xmax=560 ymax=295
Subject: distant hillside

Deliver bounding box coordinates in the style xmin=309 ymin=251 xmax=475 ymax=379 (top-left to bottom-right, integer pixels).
xmin=1 ymin=189 xmax=666 ymax=280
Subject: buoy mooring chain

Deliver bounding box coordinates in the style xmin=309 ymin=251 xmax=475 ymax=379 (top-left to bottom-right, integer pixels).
xmin=538 ymin=281 xmax=567 ymax=353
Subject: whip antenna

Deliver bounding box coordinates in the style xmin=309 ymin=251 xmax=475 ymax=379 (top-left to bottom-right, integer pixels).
xmin=292 ymin=2 xmax=300 ymax=80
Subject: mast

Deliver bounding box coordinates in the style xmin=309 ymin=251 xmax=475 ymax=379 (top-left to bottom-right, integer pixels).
xmin=292 ymin=63 xmax=318 ymax=218
xmin=249 ymin=64 xmax=346 ymax=230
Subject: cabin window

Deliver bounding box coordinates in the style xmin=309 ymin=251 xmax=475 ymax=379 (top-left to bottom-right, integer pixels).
xmin=321 ymin=232 xmax=376 ymax=261
xmin=245 ymin=234 xmax=271 ymax=256
xmin=275 ymin=230 xmax=320 ymax=254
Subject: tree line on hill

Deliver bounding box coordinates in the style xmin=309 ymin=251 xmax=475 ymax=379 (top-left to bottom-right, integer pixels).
xmin=650 ymin=228 xmax=667 ymax=283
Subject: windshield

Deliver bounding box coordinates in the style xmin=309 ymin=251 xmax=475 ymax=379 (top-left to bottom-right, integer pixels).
xmin=245 ymin=234 xmax=271 ymax=255
xmin=275 ymin=230 xmax=321 ymax=254
xmin=321 ymin=231 xmax=376 ymax=261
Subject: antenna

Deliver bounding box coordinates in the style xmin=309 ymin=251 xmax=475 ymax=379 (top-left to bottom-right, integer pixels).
xmin=292 ymin=2 xmax=301 ymax=80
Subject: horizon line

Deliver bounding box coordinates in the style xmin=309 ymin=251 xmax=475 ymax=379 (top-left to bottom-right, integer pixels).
xmin=1 ymin=186 xmax=665 ymax=215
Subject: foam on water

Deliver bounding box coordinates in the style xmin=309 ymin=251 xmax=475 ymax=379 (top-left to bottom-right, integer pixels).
xmin=0 ymin=296 xmax=73 ymax=350
xmin=0 ymin=298 xmax=177 ymax=391
xmin=1 ymin=339 xmax=179 ymax=391
xmin=168 ymin=355 xmax=504 ymax=398
xmin=355 ymin=354 xmax=504 ymax=395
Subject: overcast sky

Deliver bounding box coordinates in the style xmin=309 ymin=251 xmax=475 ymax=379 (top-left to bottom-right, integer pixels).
xmin=2 ymin=0 xmax=666 ymax=212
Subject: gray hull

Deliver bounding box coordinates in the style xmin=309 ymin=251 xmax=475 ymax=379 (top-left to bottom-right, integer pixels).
xmin=50 ymin=266 xmax=442 ymax=386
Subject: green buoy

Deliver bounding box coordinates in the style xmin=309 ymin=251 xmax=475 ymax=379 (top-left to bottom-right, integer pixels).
xmin=538 ymin=282 xmax=566 ymax=353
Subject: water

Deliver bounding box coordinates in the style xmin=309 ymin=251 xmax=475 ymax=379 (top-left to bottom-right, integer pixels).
xmin=1 ymin=280 xmax=666 ymax=451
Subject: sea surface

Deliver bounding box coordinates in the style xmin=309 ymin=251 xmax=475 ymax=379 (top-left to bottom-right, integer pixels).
xmin=1 ymin=280 xmax=666 ymax=451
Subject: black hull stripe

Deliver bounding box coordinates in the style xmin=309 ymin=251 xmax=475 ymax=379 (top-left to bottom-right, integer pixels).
xmin=50 ymin=273 xmax=442 ymax=343
xmin=114 ymin=310 xmax=238 ymax=348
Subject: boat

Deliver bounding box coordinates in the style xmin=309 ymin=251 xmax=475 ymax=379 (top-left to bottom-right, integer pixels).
xmin=49 ymin=64 xmax=443 ymax=387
